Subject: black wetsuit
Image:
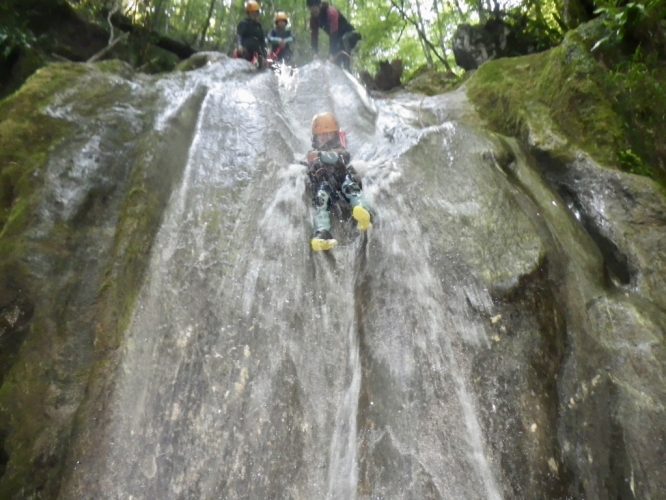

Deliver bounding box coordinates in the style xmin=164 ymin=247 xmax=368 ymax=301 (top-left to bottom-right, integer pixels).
xmin=237 ymin=17 xmax=266 ymax=60
xmin=266 ymin=28 xmax=294 ymax=62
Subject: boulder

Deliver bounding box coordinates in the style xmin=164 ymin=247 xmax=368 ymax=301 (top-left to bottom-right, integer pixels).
xmin=360 ymin=59 xmax=403 ymax=91
xmin=453 ymin=19 xmax=511 ymax=70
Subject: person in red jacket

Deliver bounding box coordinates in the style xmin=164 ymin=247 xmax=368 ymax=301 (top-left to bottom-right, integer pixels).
xmin=306 ymin=0 xmax=361 ymax=68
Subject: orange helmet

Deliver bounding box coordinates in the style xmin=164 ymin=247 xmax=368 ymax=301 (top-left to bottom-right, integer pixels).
xmin=274 ymin=11 xmax=289 ymax=23
xmin=311 ymin=112 xmax=339 ymax=136
xmin=245 ymin=0 xmax=260 ymax=13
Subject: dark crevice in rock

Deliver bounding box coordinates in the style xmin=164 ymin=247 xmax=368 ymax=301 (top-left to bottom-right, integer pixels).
xmin=533 ymin=150 xmax=635 ymax=285
xmin=479 ymin=145 xmax=591 ymax=497
xmin=607 ymin=383 xmax=635 ymax=500
xmin=551 ymin=181 xmax=632 ymax=287
xmin=495 ymin=145 xmax=633 ymax=289
xmin=354 ymin=239 xmax=372 ymax=495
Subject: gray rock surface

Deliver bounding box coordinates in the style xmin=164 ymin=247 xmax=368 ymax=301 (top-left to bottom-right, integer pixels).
xmin=0 ymin=59 xmax=663 ymax=499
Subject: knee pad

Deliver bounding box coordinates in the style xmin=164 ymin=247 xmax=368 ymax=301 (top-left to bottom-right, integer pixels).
xmin=315 ymin=188 xmax=331 ymax=208
xmin=341 ymin=175 xmax=361 ymax=198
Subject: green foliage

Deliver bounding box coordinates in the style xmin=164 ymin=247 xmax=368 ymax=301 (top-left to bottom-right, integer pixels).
xmin=0 ymin=28 xmax=35 ymax=59
xmin=467 ymin=21 xmax=666 ymax=186
xmin=592 ymin=1 xmax=646 ymax=50
xmin=605 ymin=50 xmax=666 ymax=180
xmin=504 ymin=0 xmax=565 ymax=53
xmin=50 ymin=0 xmax=572 ymax=76
xmin=592 ymin=0 xmax=666 ymax=53
xmin=353 ymin=0 xmax=430 ymax=76
xmin=67 ymin=0 xmax=116 ymax=19
xmin=3 ymin=0 xmax=662 ymax=111
xmin=619 ymin=148 xmax=651 ymax=176
xmin=0 ymin=4 xmax=36 ymax=59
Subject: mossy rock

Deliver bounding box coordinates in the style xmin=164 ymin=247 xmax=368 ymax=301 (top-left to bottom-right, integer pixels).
xmin=0 ymin=63 xmax=92 ymax=234
xmin=466 ymin=18 xmax=666 ymax=187
xmin=108 ymin=36 xmax=181 ymax=74
xmin=176 ymin=51 xmax=228 ymax=72
xmin=0 ymin=60 xmax=184 ymax=497
xmin=404 ymin=65 xmax=464 ymax=95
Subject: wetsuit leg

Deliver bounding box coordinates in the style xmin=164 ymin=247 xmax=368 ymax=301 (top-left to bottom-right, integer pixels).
xmin=341 ymin=173 xmax=365 ymax=209
xmin=329 ymin=36 xmax=350 ymax=69
xmin=341 ymin=173 xmax=373 ymax=230
xmin=313 ymin=181 xmax=333 ymax=236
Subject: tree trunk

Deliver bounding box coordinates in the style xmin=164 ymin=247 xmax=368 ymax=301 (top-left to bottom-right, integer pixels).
xmin=111 ymin=12 xmax=196 ymax=59
xmin=199 ymin=0 xmax=216 ymax=46
xmin=432 ymin=0 xmax=454 ymax=73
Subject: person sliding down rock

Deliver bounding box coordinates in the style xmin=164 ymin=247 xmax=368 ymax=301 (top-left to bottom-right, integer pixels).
xmin=305 ymin=112 xmax=373 ymax=252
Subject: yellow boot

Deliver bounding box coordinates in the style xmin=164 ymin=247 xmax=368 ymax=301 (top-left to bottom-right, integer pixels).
xmin=352 ymin=205 xmax=372 ymax=231
xmin=311 ymin=230 xmax=338 ymax=252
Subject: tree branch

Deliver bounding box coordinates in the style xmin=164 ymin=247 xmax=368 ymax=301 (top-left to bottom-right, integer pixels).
xmin=389 ymin=0 xmax=449 ymax=67
xmin=87 ymin=1 xmax=124 ymax=63
xmin=87 ymin=32 xmax=129 ymax=63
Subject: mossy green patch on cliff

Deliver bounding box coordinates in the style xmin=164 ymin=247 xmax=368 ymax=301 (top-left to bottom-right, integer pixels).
xmin=0 ymin=63 xmax=86 ymax=233
xmin=404 ymin=66 xmax=464 ymax=95
xmin=466 ymin=19 xmax=666 ymax=187
xmin=94 ymin=184 xmax=163 ymax=352
xmin=0 ymin=64 xmax=87 ymax=373
xmin=0 ymin=61 xmax=160 ymax=497
xmin=0 ymin=63 xmax=87 ymax=356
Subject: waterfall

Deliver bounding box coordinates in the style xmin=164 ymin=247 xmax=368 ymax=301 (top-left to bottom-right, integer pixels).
xmin=2 ymin=55 xmax=656 ymax=500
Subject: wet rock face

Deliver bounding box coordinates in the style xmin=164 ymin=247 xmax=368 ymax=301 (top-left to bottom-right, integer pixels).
xmin=0 ymin=61 xmax=212 ymax=498
xmin=1 ymin=59 xmax=664 ymax=500
xmin=549 ymin=157 xmax=666 ymax=307
xmin=517 ymin=109 xmax=666 ymax=499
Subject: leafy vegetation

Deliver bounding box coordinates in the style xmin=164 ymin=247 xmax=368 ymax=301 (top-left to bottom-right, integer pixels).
xmin=57 ymin=0 xmax=570 ymax=75
xmin=466 ymin=14 xmax=666 ymax=186
xmin=1 ymin=0 xmax=664 ymax=180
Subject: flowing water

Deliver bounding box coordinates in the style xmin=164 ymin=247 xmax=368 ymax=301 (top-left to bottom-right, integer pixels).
xmin=47 ymin=58 xmax=659 ymax=499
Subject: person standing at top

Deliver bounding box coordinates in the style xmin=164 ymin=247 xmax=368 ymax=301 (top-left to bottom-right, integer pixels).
xmin=306 ymin=0 xmax=361 ymax=68
xmin=266 ymin=11 xmax=295 ymax=63
xmin=235 ymin=0 xmax=267 ymax=63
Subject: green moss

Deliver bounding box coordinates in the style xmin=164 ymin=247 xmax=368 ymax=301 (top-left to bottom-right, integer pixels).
xmin=0 ymin=59 xmax=199 ymax=497
xmin=0 ymin=64 xmax=86 ymax=232
xmin=466 ymin=19 xmax=666 ymax=188
xmin=94 ymin=59 xmax=136 ymax=78
xmin=0 ymin=65 xmax=86 ymax=375
xmin=404 ymin=66 xmax=465 ymax=95
xmin=93 ymin=157 xmax=180 ymax=353
xmin=0 ymin=63 xmax=96 ymax=496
